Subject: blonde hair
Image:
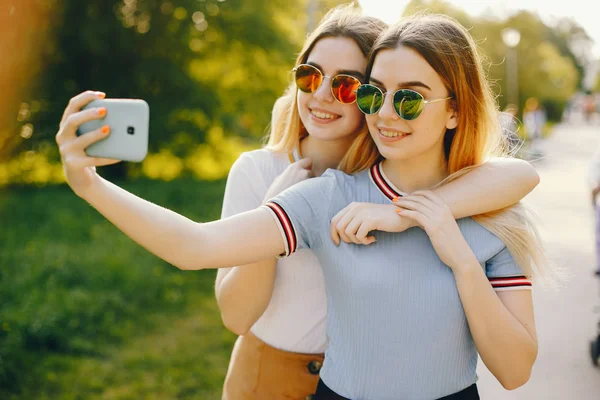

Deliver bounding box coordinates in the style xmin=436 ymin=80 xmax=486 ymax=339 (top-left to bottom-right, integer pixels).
xmin=340 ymin=13 xmax=549 ymax=281
xmin=265 ymin=4 xmax=387 ymax=153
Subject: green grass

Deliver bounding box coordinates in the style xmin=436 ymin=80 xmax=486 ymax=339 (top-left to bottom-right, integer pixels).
xmin=0 ymin=179 xmax=237 ymax=399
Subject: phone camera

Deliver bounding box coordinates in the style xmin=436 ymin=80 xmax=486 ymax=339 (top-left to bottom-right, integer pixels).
xmin=127 ymin=126 xmax=135 ymax=135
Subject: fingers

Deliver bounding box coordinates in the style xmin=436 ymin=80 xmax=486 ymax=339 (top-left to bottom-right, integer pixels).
xmin=355 ymin=222 xmax=376 ymax=245
xmin=296 ymin=157 xmax=312 ymax=170
xmin=330 ymin=204 xmax=351 ymax=245
xmin=393 ymin=197 xmax=434 ymax=217
xmin=59 ymin=125 xmax=111 ymax=157
xmin=335 ymin=209 xmax=357 ymax=244
xmin=296 ymin=158 xmax=314 ymax=178
xmin=73 ymin=124 xmax=111 ymax=150
xmin=92 ymin=157 xmax=122 ymax=167
xmin=412 ymin=190 xmax=445 ymax=207
xmin=344 ymin=217 xmax=363 ymax=244
xmin=330 ymin=210 xmax=374 ymax=246
xmin=62 ymin=154 xmax=120 ymax=170
xmin=330 ymin=203 xmax=380 ymax=246
xmin=57 ymin=106 xmax=108 ymax=145
xmin=330 ymin=222 xmax=341 ymax=246
xmin=330 ymin=204 xmax=355 ymax=245
xmin=396 ymin=209 xmax=427 ymax=229
xmin=61 ymin=90 xmax=106 ymax=125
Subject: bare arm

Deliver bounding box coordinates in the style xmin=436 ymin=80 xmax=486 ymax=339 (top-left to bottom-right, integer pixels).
xmin=215 ymin=260 xmax=277 ymax=335
xmin=331 ymin=157 xmax=539 ymax=245
xmin=80 ymin=176 xmax=286 ymax=270
xmin=397 ymin=191 xmax=537 ymax=390
xmin=56 ymin=91 xmax=286 ymax=272
xmin=215 ymin=158 xmax=313 ymax=335
xmin=454 ymin=262 xmax=537 ymax=390
xmin=435 ymin=157 xmax=539 ymax=218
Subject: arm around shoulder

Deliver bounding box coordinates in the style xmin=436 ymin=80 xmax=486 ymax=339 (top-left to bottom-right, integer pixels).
xmin=433 ymin=157 xmax=539 ymax=219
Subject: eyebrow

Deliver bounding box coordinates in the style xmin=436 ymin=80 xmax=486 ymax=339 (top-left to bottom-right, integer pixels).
xmin=307 ymin=61 xmax=365 ymax=81
xmin=369 ymin=77 xmax=432 ymax=91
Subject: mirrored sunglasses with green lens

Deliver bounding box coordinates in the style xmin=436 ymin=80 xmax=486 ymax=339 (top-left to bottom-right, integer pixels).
xmin=355 ymin=84 xmax=452 ymax=120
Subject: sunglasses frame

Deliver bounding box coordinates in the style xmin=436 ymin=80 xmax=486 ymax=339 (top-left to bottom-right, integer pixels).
xmin=293 ymin=64 xmax=362 ymax=105
xmin=356 ymin=84 xmax=452 ymax=120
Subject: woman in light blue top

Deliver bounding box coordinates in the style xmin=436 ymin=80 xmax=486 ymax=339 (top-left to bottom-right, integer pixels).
xmin=54 ymin=13 xmax=545 ymax=400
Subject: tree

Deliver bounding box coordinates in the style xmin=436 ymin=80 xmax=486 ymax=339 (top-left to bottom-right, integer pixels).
xmin=0 ymin=1 xmax=57 ymax=162
xmin=16 ymin=0 xmax=314 ymax=180
xmin=549 ymin=16 xmax=594 ymax=89
xmin=402 ymin=2 xmax=580 ymax=121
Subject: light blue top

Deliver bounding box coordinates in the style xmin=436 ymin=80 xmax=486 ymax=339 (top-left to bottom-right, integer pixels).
xmin=263 ymin=163 xmax=530 ymax=400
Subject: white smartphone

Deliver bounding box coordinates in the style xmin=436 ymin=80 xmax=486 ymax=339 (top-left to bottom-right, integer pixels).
xmin=77 ymin=98 xmax=149 ymax=162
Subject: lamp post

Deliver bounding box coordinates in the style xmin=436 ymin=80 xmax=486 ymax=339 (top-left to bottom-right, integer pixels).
xmin=502 ymin=28 xmax=521 ymax=111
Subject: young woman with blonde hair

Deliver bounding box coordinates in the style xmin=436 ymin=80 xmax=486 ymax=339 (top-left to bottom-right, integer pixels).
xmin=55 ymin=9 xmax=543 ymax=400
xmin=215 ymin=6 xmax=538 ymax=399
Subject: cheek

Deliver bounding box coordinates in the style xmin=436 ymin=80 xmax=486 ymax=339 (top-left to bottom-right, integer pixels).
xmin=412 ymin=121 xmax=447 ymax=149
xmin=414 ymin=109 xmax=449 ymax=136
xmin=297 ymin=91 xmax=308 ymax=111
xmin=345 ymin=105 xmax=365 ymax=128
xmin=365 ymin=114 xmax=377 ymax=130
xmin=296 ymin=91 xmax=311 ymax=125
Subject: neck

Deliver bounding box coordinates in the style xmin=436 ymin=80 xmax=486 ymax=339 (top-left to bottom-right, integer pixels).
xmin=382 ymin=147 xmax=448 ymax=194
xmin=300 ymin=134 xmax=356 ymax=177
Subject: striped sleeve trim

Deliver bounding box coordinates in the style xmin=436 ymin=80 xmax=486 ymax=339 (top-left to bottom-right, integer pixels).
xmin=263 ymin=201 xmax=297 ymax=257
xmin=489 ymin=276 xmax=532 ymax=291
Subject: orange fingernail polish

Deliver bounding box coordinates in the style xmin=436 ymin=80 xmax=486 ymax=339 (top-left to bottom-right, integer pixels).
xmin=96 ymin=92 xmax=106 ymax=98
xmin=392 ymin=197 xmax=399 ymax=202
xmin=101 ymin=125 xmax=110 ymax=134
xmin=97 ymin=107 xmax=106 ymax=116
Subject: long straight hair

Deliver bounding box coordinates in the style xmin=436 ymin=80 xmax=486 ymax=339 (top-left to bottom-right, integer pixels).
xmin=265 ymin=4 xmax=387 ymax=153
xmin=340 ymin=13 xmax=549 ymax=280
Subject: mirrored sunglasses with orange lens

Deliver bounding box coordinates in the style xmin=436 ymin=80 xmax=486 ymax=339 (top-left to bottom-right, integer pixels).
xmin=293 ymin=64 xmax=361 ymax=104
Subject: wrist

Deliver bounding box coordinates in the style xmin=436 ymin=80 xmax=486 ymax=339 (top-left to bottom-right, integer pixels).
xmin=75 ymin=174 xmax=103 ymax=201
xmin=448 ymin=250 xmax=479 ymax=275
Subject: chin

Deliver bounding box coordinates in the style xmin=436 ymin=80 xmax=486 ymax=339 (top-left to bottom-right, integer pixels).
xmin=376 ymin=144 xmax=415 ymax=162
xmin=305 ymin=123 xmax=360 ymax=142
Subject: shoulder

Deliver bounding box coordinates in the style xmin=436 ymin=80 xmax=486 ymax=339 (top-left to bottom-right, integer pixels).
xmin=276 ymin=169 xmax=346 ymax=206
xmin=233 ymin=148 xmax=288 ymax=169
xmin=229 ymin=148 xmax=290 ymax=179
xmin=321 ymin=168 xmax=365 ymax=191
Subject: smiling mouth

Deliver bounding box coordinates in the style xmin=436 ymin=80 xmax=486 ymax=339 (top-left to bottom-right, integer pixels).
xmin=379 ymin=129 xmax=411 ymax=138
xmin=310 ymin=108 xmax=340 ymax=120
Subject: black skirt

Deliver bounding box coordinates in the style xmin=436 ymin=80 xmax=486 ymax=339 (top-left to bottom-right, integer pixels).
xmin=312 ymin=379 xmax=480 ymax=400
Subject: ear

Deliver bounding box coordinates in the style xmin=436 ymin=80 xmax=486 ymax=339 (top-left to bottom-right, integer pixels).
xmin=445 ymin=99 xmax=458 ymax=130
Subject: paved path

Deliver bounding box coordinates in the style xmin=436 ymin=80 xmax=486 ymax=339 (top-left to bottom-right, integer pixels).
xmin=476 ymin=120 xmax=600 ymax=399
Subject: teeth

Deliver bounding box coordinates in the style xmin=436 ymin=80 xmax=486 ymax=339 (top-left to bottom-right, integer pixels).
xmin=380 ymin=129 xmax=409 ymax=138
xmin=311 ymin=109 xmax=337 ymax=120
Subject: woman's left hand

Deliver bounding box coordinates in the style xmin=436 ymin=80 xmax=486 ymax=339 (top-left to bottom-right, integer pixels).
xmin=330 ymin=203 xmax=415 ymax=246
xmin=393 ymin=191 xmax=476 ymax=271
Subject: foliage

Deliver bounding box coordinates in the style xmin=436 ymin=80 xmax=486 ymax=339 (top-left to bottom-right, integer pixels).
xmin=13 ymin=0 xmax=299 ymax=180
xmin=0 ymin=179 xmax=232 ymax=396
xmin=403 ymin=0 xmax=587 ymax=121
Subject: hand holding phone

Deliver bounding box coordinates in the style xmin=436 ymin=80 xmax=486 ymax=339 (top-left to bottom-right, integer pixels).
xmin=77 ymin=98 xmax=149 ymax=162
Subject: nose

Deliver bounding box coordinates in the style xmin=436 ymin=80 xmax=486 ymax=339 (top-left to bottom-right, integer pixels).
xmin=313 ymin=76 xmax=334 ymax=104
xmin=378 ymin=93 xmax=399 ymax=121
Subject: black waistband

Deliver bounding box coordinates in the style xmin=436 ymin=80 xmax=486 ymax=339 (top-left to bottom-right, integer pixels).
xmin=314 ymin=379 xmax=480 ymax=400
